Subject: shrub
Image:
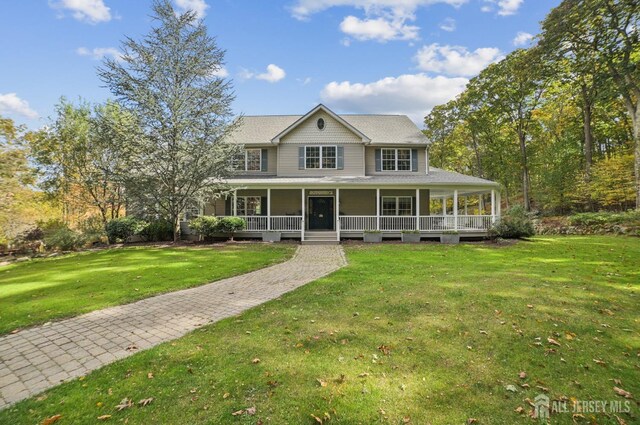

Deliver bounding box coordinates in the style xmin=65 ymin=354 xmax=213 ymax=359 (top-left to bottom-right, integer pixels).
xmin=568 ymin=211 xmax=640 ymax=227
xmin=189 ymin=216 xmax=220 ymax=239
xmin=11 ymin=227 xmax=45 ymax=254
xmin=78 ymin=216 xmax=107 ymax=246
xmin=106 ymin=217 xmax=146 ymax=243
xmin=41 ymin=220 xmax=83 ymax=251
xmin=489 ymin=205 xmax=535 ymax=239
xmin=216 ymin=217 xmax=246 ymax=240
xmin=140 ymin=219 xmax=173 ymax=242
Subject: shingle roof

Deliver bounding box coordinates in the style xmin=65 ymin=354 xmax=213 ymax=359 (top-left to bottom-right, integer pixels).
xmin=228 ymin=114 xmax=428 ymax=145
xmin=226 ymin=168 xmax=498 ymax=187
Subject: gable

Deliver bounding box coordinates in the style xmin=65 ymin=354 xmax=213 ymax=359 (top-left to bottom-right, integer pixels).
xmin=280 ymin=110 xmax=363 ymax=145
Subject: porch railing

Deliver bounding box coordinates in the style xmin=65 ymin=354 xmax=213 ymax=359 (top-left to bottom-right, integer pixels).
xmin=339 ymin=215 xmax=493 ymax=232
xmin=216 ymin=216 xmax=302 ymax=231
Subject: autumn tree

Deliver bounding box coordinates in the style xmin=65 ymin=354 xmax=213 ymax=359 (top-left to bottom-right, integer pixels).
xmin=98 ymin=0 xmax=239 ymax=241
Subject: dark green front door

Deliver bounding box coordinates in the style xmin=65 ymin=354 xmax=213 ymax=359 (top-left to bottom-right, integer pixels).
xmin=308 ymin=197 xmax=334 ymax=230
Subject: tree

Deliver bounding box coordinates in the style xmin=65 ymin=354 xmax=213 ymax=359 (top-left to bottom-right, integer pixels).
xmin=540 ymin=0 xmax=640 ymax=208
xmin=29 ymin=99 xmax=132 ymax=229
xmin=98 ymin=0 xmax=239 ymax=241
xmin=469 ymin=49 xmax=548 ymax=210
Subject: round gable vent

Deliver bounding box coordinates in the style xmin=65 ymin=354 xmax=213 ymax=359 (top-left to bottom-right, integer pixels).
xmin=317 ymin=118 xmax=325 ymax=130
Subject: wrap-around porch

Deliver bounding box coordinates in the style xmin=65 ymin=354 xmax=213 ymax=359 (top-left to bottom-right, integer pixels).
xmin=202 ymin=187 xmax=501 ymax=240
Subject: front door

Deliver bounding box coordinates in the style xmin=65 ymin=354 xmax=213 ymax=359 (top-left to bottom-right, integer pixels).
xmin=308 ymin=197 xmax=334 ymax=230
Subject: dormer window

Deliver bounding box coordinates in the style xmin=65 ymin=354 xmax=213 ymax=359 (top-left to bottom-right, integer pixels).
xmin=317 ymin=118 xmax=325 ymax=130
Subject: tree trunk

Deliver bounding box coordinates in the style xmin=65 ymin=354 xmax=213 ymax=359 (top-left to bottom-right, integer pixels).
xmin=634 ymin=104 xmax=640 ymax=210
xmin=518 ymin=131 xmax=531 ymax=211
xmin=173 ymin=215 xmax=181 ymax=243
xmin=581 ymin=85 xmax=594 ymax=178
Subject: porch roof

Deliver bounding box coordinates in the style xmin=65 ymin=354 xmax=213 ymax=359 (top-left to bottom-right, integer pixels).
xmin=226 ymin=168 xmax=499 ymax=188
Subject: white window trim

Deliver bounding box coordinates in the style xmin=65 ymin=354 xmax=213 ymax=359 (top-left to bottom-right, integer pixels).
xmin=235 ymin=196 xmax=262 ymax=216
xmin=381 ymin=196 xmax=413 ymax=216
xmin=381 ymin=148 xmax=412 ymax=171
xmin=244 ymin=148 xmax=262 ymax=172
xmin=304 ymin=145 xmax=338 ymax=170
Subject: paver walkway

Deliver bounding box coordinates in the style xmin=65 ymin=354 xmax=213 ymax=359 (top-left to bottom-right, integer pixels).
xmin=0 ymin=245 xmax=346 ymax=409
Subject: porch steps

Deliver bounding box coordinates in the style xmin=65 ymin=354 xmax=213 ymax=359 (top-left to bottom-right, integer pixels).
xmin=302 ymin=231 xmax=340 ymax=245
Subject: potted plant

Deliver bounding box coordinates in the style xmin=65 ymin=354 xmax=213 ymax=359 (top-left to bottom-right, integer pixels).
xmin=440 ymin=230 xmax=460 ymax=244
xmin=261 ymin=230 xmax=282 ymax=242
xmin=363 ymin=230 xmax=383 ymax=243
xmin=401 ymin=230 xmax=421 ymax=243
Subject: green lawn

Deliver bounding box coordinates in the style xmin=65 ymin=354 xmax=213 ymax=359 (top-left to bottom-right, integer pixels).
xmin=2 ymin=236 xmax=639 ymax=424
xmin=0 ymin=244 xmax=295 ymax=335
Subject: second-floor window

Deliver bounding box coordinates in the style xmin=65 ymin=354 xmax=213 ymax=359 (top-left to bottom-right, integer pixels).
xmin=234 ymin=149 xmax=262 ymax=171
xmin=305 ymin=146 xmax=336 ymax=169
xmin=382 ymin=148 xmax=412 ymax=171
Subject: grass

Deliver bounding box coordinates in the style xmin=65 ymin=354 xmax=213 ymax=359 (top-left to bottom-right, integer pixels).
xmin=0 ymin=243 xmax=295 ymax=335
xmin=2 ymin=236 xmax=639 ymax=424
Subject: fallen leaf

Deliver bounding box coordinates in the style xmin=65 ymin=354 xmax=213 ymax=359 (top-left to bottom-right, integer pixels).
xmin=125 ymin=344 xmax=138 ymax=351
xmin=536 ymin=385 xmax=549 ymax=393
xmin=527 ymin=304 xmax=534 ymax=309
xmin=115 ymin=398 xmax=133 ymax=411
xmin=232 ymin=409 xmax=244 ymax=416
xmin=138 ymin=397 xmax=153 ymax=407
xmin=403 ymin=416 xmax=411 ymax=423
xmin=223 ymin=392 xmax=230 ymax=399
xmin=519 ymin=371 xmax=527 ymax=379
xmin=147 ymin=372 xmax=154 ymax=379
xmin=505 ymin=385 xmax=518 ymax=393
xmin=246 ymin=406 xmax=256 ymax=415
xmin=614 ymin=414 xmax=628 ymax=425
xmin=97 ymin=415 xmax=112 ymax=421
xmin=42 ymin=414 xmax=62 ymax=425
xmin=252 ymin=358 xmax=261 ymax=364
xmin=514 ymin=406 xmax=525 ymax=414
xmin=358 ymin=372 xmax=370 ymax=377
xmin=520 ymin=383 xmax=530 ymax=389
xmin=317 ymin=379 xmax=327 ymax=387
xmin=378 ymin=344 xmax=391 ymax=355
xmin=479 ymin=330 xmax=488 ymax=335
xmin=593 ymin=359 xmax=607 ymax=366
xmin=311 ymin=413 xmax=323 ymax=424
xmin=467 ymin=419 xmax=478 ymax=424
xmin=547 ymin=338 xmax=561 ymax=346
xmin=613 ymin=386 xmax=633 ymax=399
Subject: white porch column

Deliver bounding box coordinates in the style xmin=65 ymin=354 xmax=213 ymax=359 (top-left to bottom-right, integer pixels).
xmin=453 ymin=190 xmax=458 ymax=230
xmin=416 ymin=188 xmax=420 ymax=230
xmin=301 ymin=188 xmax=305 ymax=241
xmin=376 ymin=188 xmax=380 ymax=231
xmin=233 ymin=190 xmax=237 ymax=216
xmin=496 ymin=189 xmax=502 ymax=218
xmin=464 ymin=196 xmax=468 ymax=215
xmin=443 ymin=197 xmax=447 ymax=216
xmin=267 ymin=188 xmax=271 ymax=230
xmin=336 ymin=188 xmax=340 ymax=241
xmin=491 ymin=189 xmax=496 ymax=223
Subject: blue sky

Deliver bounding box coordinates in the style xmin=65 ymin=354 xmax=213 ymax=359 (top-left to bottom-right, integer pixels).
xmin=0 ymin=0 xmax=560 ymax=128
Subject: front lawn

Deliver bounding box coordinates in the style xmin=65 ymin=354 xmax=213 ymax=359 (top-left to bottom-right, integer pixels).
xmin=0 ymin=244 xmax=295 ymax=335
xmin=2 ymin=236 xmax=639 ymax=424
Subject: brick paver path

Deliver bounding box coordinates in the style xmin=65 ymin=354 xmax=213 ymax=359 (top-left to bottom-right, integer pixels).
xmin=0 ymin=245 xmax=346 ymax=409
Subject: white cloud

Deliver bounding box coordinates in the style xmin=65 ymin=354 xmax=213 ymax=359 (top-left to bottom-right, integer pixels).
xmin=76 ymin=46 xmax=123 ymax=61
xmin=414 ymin=43 xmax=503 ymax=77
xmin=298 ymin=77 xmax=313 ymax=85
xmin=320 ymin=73 xmax=467 ymax=124
xmin=256 ymin=64 xmax=286 ymax=83
xmin=339 ymin=15 xmax=419 ymax=41
xmin=49 ymin=0 xmax=112 ymax=24
xmin=439 ymin=17 xmax=456 ymax=32
xmin=290 ymin=0 xmax=467 ymax=20
xmin=210 ymin=66 xmax=229 ymax=78
xmin=482 ymin=0 xmax=523 ymax=16
xmin=240 ymin=64 xmax=286 ymax=83
xmin=174 ymin=0 xmax=209 ymax=19
xmin=512 ymin=31 xmax=533 ymax=46
xmin=291 ymin=0 xmax=468 ymax=43
xmin=0 ymin=93 xmax=39 ymax=120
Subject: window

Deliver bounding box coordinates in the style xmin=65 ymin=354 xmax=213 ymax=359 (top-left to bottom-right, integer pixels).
xmin=381 ymin=196 xmax=413 ymax=216
xmin=234 ymin=149 xmax=262 ymax=171
xmin=317 ymin=118 xmax=325 ymax=130
xmin=305 ymin=146 xmax=336 ymax=169
xmin=185 ymin=201 xmax=201 ymax=220
xmin=236 ymin=196 xmax=262 ymax=216
xmin=381 ymin=148 xmax=412 ymax=171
